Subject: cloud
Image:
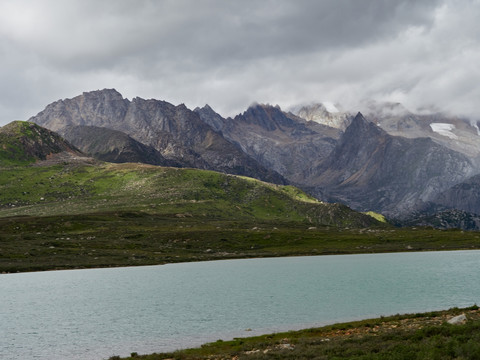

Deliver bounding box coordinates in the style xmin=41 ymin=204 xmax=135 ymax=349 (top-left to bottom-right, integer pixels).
xmin=0 ymin=0 xmax=478 ymax=124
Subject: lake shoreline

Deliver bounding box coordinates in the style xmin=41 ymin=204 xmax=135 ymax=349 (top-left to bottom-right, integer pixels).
xmin=3 ymin=244 xmax=480 ymax=275
xmin=107 ymin=305 xmax=480 ymax=360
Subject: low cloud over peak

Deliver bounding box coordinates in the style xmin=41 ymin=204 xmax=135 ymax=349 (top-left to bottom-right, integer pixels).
xmin=0 ymin=0 xmax=478 ymax=124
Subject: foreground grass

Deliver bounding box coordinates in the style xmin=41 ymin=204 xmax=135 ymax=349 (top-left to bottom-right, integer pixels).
xmin=1 ymin=211 xmax=480 ymax=273
xmin=109 ymin=306 xmax=480 ymax=360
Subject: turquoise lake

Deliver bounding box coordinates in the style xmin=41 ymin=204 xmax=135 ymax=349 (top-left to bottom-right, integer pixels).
xmin=1 ymin=250 xmax=480 ymax=359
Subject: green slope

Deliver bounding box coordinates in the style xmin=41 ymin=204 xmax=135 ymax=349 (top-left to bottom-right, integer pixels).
xmin=0 ymin=161 xmax=388 ymax=272
xmin=0 ymin=121 xmax=80 ymax=166
xmin=3 ymin=160 xmax=480 ymax=273
xmin=0 ymin=161 xmax=380 ymax=226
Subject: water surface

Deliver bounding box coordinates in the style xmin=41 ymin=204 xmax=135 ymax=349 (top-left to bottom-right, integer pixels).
xmin=1 ymin=250 xmax=479 ymax=359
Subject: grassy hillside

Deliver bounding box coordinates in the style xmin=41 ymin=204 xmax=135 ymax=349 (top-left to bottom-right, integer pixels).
xmin=1 ymin=161 xmax=480 ymax=273
xmin=0 ymin=121 xmax=80 ymax=166
xmin=0 ymin=162 xmax=378 ymax=225
xmin=0 ymin=160 xmax=392 ymax=272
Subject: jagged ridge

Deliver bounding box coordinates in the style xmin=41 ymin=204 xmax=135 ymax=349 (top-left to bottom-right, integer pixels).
xmin=196 ymin=103 xmax=341 ymax=184
xmin=30 ymin=89 xmax=286 ymax=184
xmin=309 ymin=113 xmax=476 ymax=217
xmin=26 ymin=89 xmax=480 ymax=227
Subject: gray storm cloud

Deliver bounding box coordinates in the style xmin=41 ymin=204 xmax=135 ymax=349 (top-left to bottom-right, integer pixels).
xmin=0 ymin=0 xmax=478 ymax=124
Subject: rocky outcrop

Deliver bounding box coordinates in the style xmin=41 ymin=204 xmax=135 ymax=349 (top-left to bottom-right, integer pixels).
xmin=0 ymin=121 xmax=83 ymax=165
xmin=447 ymin=314 xmax=467 ymax=325
xmin=62 ymin=125 xmax=180 ymax=166
xmin=194 ymin=104 xmax=225 ymax=133
xmin=426 ymin=174 xmax=480 ymax=215
xmin=30 ymin=89 xmax=286 ymax=184
xmin=401 ymin=209 xmax=480 ymax=230
xmin=294 ymin=100 xmax=480 ymax=158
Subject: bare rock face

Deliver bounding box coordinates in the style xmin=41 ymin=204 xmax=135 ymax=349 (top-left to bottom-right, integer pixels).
xmin=194 ymin=104 xmax=225 ymax=133
xmin=360 ymin=101 xmax=480 ymax=158
xmin=198 ymin=106 xmax=480 ymax=219
xmin=294 ymin=100 xmax=480 ymax=158
xmin=427 ymin=174 xmax=480 ymax=215
xmin=308 ymin=113 xmax=477 ymax=217
xmin=31 ymin=89 xmax=129 ymax=132
xmin=294 ymin=103 xmax=352 ymax=130
xmin=196 ymin=103 xmax=342 ymax=184
xmin=62 ymin=125 xmax=180 ymax=167
xmin=30 ymin=89 xmax=286 ymax=184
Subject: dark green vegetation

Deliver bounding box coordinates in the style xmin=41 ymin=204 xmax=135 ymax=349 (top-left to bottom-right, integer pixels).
xmin=0 ymin=160 xmax=387 ymax=273
xmin=109 ymin=306 xmax=480 ymax=360
xmin=0 ymin=159 xmax=480 ymax=272
xmin=1 ymin=160 xmax=480 ymax=273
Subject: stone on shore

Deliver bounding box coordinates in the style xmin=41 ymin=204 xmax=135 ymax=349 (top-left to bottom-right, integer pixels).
xmin=447 ymin=314 xmax=467 ymax=325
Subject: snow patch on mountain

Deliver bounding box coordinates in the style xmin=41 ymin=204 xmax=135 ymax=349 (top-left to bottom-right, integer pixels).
xmin=470 ymin=120 xmax=480 ymax=136
xmin=430 ymin=123 xmax=458 ymax=139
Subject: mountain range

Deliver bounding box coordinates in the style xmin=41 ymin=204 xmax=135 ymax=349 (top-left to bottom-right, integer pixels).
xmin=28 ymin=89 xmax=480 ymax=229
xmin=31 ymin=89 xmax=285 ymax=184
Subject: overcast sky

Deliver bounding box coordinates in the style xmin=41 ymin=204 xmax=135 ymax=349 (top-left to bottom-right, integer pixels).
xmin=0 ymin=0 xmax=479 ymax=125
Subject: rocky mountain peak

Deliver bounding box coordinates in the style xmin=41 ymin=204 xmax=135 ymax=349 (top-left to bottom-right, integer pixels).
xmin=30 ymin=89 xmax=130 ymax=133
xmin=293 ymin=102 xmax=351 ymax=130
xmin=342 ymin=112 xmax=383 ymax=141
xmin=194 ymin=104 xmax=225 ymax=132
xmin=195 ymin=104 xmax=217 ymax=117
xmin=29 ymin=91 xmax=286 ymax=184
xmin=235 ymin=104 xmax=300 ymax=131
xmin=322 ymin=112 xmax=387 ymax=175
xmin=27 ymin=90 xmax=480 ymax=227
xmin=310 ymin=111 xmax=477 ymax=218
xmin=81 ymin=88 xmax=125 ymax=101
xmin=352 ymin=111 xmax=366 ymax=123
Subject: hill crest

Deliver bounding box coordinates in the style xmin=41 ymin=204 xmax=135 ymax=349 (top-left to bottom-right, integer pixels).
xmin=0 ymin=121 xmax=83 ymax=166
